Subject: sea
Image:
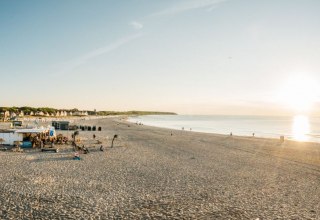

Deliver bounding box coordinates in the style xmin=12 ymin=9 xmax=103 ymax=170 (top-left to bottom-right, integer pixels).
xmin=128 ymin=115 xmax=320 ymax=143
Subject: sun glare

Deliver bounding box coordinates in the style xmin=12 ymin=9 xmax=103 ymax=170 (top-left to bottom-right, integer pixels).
xmin=278 ymin=75 xmax=319 ymax=112
xmin=292 ymin=115 xmax=310 ymax=141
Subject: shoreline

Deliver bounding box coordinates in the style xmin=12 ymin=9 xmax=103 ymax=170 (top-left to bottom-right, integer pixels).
xmin=126 ymin=116 xmax=320 ymax=145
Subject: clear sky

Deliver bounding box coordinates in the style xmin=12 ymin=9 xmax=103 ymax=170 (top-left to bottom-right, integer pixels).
xmin=1 ymin=0 xmax=320 ymax=115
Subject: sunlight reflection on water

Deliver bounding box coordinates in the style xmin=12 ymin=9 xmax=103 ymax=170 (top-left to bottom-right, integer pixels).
xmin=292 ymin=115 xmax=310 ymax=141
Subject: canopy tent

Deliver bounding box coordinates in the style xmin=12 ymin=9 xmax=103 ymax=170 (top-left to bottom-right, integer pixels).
xmin=15 ymin=128 xmax=49 ymax=133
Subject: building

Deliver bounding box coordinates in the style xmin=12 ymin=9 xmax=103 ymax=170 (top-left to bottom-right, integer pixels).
xmin=60 ymin=111 xmax=67 ymax=117
xmin=0 ymin=130 xmax=23 ymax=145
xmin=12 ymin=121 xmax=23 ymax=127
xmin=52 ymin=121 xmax=70 ymax=130
xmin=36 ymin=111 xmax=44 ymax=116
xmin=18 ymin=111 xmax=24 ymax=117
xmin=0 ymin=127 xmax=55 ymax=146
xmin=73 ymin=111 xmax=88 ymax=116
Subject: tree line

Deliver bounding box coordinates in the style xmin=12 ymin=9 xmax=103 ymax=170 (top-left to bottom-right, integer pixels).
xmin=0 ymin=107 xmax=176 ymax=116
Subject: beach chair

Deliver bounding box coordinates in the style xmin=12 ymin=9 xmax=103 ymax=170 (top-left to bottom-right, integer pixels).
xmin=73 ymin=152 xmax=81 ymax=160
xmin=0 ymin=147 xmax=8 ymax=151
xmin=41 ymin=148 xmax=59 ymax=153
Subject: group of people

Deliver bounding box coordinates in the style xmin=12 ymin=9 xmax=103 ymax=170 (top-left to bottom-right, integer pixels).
xmin=27 ymin=134 xmax=55 ymax=148
xmin=73 ymin=145 xmax=105 ymax=160
xmin=72 ymin=132 xmax=115 ymax=160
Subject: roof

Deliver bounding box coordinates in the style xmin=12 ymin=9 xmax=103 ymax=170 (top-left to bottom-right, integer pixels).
xmin=0 ymin=130 xmax=15 ymax=134
xmin=14 ymin=128 xmax=50 ymax=134
xmin=52 ymin=121 xmax=70 ymax=123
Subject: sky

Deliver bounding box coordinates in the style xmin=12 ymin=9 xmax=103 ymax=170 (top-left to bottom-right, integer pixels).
xmin=1 ymin=0 xmax=320 ymax=115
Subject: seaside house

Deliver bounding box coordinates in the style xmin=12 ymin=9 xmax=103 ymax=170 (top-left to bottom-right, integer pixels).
xmin=52 ymin=121 xmax=70 ymax=130
xmin=0 ymin=127 xmax=56 ymax=146
xmin=80 ymin=111 xmax=85 ymax=116
xmin=60 ymin=111 xmax=67 ymax=117
xmin=55 ymin=112 xmax=60 ymax=117
xmin=12 ymin=121 xmax=23 ymax=127
xmin=4 ymin=111 xmax=10 ymax=118
xmin=73 ymin=111 xmax=88 ymax=116
xmin=73 ymin=111 xmax=81 ymax=116
xmin=10 ymin=112 xmax=17 ymax=118
xmin=1 ymin=111 xmax=10 ymax=121
xmin=0 ymin=130 xmax=23 ymax=145
xmin=18 ymin=111 xmax=24 ymax=117
xmin=36 ymin=111 xmax=44 ymax=116
xmin=30 ymin=111 xmax=34 ymax=116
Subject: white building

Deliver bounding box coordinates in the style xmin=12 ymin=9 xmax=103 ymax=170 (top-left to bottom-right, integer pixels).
xmin=36 ymin=111 xmax=44 ymax=116
xmin=0 ymin=130 xmax=23 ymax=145
xmin=73 ymin=111 xmax=88 ymax=116
xmin=60 ymin=111 xmax=67 ymax=117
xmin=4 ymin=111 xmax=10 ymax=118
xmin=10 ymin=112 xmax=17 ymax=118
xmin=19 ymin=111 xmax=24 ymax=117
xmin=0 ymin=127 xmax=56 ymax=146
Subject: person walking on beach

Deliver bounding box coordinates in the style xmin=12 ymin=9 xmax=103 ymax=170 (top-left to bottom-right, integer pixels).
xmin=82 ymin=145 xmax=89 ymax=154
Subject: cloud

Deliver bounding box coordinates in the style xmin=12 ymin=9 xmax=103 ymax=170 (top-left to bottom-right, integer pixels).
xmin=55 ymin=33 xmax=143 ymax=76
xmin=130 ymin=21 xmax=143 ymax=30
xmin=206 ymin=5 xmax=218 ymax=12
xmin=151 ymin=0 xmax=227 ymax=17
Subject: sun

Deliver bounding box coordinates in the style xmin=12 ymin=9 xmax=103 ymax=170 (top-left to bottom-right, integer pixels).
xmin=278 ymin=75 xmax=319 ymax=113
xmin=292 ymin=115 xmax=310 ymax=141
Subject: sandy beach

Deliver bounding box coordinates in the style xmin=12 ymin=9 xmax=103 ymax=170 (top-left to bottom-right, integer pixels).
xmin=0 ymin=117 xmax=319 ymax=219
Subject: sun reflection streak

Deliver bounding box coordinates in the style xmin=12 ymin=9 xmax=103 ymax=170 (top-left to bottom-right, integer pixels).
xmin=292 ymin=115 xmax=310 ymax=141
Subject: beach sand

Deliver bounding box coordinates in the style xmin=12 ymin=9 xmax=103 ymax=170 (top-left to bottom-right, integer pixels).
xmin=0 ymin=117 xmax=319 ymax=219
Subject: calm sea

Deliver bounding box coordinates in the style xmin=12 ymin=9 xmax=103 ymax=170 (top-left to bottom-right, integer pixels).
xmin=128 ymin=115 xmax=320 ymax=143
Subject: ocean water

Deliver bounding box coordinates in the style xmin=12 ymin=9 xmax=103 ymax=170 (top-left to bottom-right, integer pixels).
xmin=128 ymin=115 xmax=320 ymax=143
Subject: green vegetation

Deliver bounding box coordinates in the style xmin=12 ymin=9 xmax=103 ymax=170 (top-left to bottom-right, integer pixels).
xmin=0 ymin=106 xmax=57 ymax=114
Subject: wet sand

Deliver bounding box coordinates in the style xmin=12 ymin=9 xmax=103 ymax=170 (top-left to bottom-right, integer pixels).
xmin=0 ymin=117 xmax=319 ymax=219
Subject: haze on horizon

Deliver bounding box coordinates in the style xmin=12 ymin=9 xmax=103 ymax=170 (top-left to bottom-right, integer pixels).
xmin=1 ymin=0 xmax=320 ymax=116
